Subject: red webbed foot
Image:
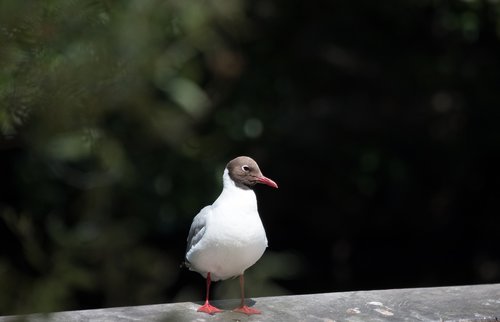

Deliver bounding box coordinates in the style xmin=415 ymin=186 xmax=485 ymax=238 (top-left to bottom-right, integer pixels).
xmin=233 ymin=305 xmax=261 ymax=315
xmin=197 ymin=302 xmax=223 ymax=315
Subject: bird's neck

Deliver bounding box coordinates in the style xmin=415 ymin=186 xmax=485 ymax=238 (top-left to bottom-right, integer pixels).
xmin=213 ymin=169 xmax=258 ymax=210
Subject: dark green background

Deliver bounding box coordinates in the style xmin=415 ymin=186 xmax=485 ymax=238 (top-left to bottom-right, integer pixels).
xmin=1 ymin=0 xmax=499 ymax=315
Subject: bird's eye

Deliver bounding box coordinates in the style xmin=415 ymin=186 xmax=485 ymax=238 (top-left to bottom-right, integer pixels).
xmin=242 ymin=165 xmax=250 ymax=172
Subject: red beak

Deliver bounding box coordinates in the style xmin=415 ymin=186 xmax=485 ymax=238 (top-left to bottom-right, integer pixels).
xmin=257 ymin=176 xmax=278 ymax=189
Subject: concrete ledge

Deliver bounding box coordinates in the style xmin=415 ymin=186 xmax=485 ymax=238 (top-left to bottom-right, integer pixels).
xmin=1 ymin=284 xmax=499 ymax=321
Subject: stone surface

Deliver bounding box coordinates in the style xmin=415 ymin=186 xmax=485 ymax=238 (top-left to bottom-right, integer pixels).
xmin=1 ymin=284 xmax=499 ymax=321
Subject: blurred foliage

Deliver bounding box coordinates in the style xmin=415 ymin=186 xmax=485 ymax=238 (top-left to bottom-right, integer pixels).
xmin=2 ymin=0 xmax=500 ymax=316
xmin=0 ymin=0 xmax=270 ymax=314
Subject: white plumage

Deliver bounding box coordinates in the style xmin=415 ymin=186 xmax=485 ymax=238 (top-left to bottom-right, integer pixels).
xmin=184 ymin=156 xmax=277 ymax=315
xmin=185 ymin=169 xmax=268 ymax=281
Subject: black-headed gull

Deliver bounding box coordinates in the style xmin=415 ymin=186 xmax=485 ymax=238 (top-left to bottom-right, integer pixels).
xmin=184 ymin=156 xmax=278 ymax=315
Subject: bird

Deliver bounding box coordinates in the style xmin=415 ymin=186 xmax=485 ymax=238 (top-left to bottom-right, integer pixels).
xmin=184 ymin=156 xmax=278 ymax=315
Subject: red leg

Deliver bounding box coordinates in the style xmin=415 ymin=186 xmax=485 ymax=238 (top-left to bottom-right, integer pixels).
xmin=197 ymin=272 xmax=223 ymax=314
xmin=233 ymin=274 xmax=261 ymax=315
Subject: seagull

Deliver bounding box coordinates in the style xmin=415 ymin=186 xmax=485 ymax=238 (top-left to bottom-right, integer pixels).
xmin=184 ymin=156 xmax=278 ymax=315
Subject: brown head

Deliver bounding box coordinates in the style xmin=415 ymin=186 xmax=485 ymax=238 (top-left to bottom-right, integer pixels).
xmin=226 ymin=156 xmax=278 ymax=189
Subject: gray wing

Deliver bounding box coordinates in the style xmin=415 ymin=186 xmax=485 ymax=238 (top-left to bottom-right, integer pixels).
xmin=184 ymin=206 xmax=211 ymax=265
